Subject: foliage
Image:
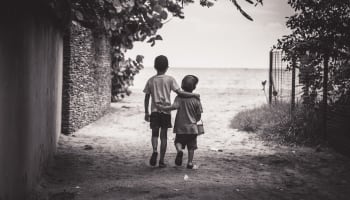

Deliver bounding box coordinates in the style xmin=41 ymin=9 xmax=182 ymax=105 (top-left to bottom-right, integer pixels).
xmin=231 ymin=102 xmax=323 ymax=146
xmin=67 ymin=0 xmax=262 ymax=98
xmin=275 ymin=0 xmax=350 ymax=106
xmin=111 ymin=55 xmax=144 ymax=101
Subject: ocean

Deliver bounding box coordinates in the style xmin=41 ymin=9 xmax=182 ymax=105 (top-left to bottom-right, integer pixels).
xmin=132 ymin=67 xmax=269 ymax=92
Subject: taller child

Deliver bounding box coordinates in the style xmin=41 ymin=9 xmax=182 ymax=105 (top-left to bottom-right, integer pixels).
xmin=144 ymin=55 xmax=199 ymax=168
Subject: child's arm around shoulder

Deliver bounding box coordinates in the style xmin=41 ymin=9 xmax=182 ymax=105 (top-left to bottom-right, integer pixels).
xmin=175 ymin=89 xmax=200 ymax=100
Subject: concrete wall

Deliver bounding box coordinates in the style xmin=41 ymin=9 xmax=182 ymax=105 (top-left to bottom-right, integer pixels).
xmin=61 ymin=23 xmax=111 ymax=134
xmin=0 ymin=9 xmax=63 ymax=200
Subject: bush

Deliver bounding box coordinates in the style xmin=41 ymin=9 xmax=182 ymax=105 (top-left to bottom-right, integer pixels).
xmin=231 ymin=102 xmax=324 ymax=146
xmin=231 ymin=102 xmax=291 ymax=132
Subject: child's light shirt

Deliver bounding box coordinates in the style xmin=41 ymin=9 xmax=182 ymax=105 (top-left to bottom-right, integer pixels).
xmin=143 ymin=74 xmax=180 ymax=114
xmin=173 ymin=96 xmax=203 ymax=134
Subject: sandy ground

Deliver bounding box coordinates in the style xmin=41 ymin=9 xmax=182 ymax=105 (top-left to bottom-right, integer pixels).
xmin=36 ymin=90 xmax=350 ymax=200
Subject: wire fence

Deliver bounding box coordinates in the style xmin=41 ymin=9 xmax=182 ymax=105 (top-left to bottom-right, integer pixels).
xmin=269 ymin=50 xmax=350 ymax=153
xmin=268 ymin=50 xmax=302 ymax=104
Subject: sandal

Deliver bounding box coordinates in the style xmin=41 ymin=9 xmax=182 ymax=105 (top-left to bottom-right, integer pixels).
xmin=175 ymin=151 xmax=183 ymax=166
xmin=187 ymin=164 xmax=194 ymax=169
xmin=149 ymin=152 xmax=158 ymax=166
xmin=159 ymin=161 xmax=167 ymax=168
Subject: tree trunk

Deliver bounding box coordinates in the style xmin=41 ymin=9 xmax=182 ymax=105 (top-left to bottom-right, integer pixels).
xmin=323 ymin=55 xmax=329 ymax=139
xmin=291 ymin=58 xmax=296 ymax=112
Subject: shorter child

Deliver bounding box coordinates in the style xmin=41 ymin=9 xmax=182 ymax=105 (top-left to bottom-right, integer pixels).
xmin=157 ymin=75 xmax=202 ymax=169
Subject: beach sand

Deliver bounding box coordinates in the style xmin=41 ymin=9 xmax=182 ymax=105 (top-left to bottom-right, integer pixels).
xmin=35 ymin=90 xmax=350 ymax=200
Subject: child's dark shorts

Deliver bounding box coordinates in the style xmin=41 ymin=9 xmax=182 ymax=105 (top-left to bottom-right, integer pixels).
xmin=150 ymin=112 xmax=172 ymax=130
xmin=174 ymin=134 xmax=198 ymax=150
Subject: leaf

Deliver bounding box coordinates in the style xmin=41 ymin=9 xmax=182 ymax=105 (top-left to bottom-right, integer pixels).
xmin=153 ymin=21 xmax=162 ymax=29
xmin=104 ymin=20 xmax=111 ymax=30
xmin=126 ymin=0 xmax=135 ymax=8
xmin=98 ymin=0 xmax=105 ymax=6
xmin=154 ymin=5 xmax=163 ymax=13
xmin=206 ymin=1 xmax=214 ymax=7
xmin=113 ymin=0 xmax=123 ymax=13
xmin=128 ymin=35 xmax=134 ymax=41
xmin=240 ymin=10 xmax=253 ymax=21
xmin=231 ymin=0 xmax=253 ymax=21
xmin=111 ymin=18 xmax=117 ymax=25
xmin=75 ymin=10 xmax=84 ymax=21
xmin=160 ymin=11 xmax=168 ymax=20
xmin=140 ymin=34 xmax=147 ymax=41
xmin=111 ymin=18 xmax=117 ymax=30
xmin=136 ymin=55 xmax=144 ymax=63
xmin=154 ymin=35 xmax=163 ymax=40
xmin=178 ymin=12 xmax=185 ymax=19
xmin=147 ymin=38 xmax=154 ymax=43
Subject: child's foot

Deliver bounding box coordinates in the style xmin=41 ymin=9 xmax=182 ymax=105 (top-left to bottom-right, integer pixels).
xmin=175 ymin=151 xmax=183 ymax=166
xmin=159 ymin=161 xmax=167 ymax=168
xmin=187 ymin=163 xmax=194 ymax=169
xmin=149 ymin=152 xmax=158 ymax=166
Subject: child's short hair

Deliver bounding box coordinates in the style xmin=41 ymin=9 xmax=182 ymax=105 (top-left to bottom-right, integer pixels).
xmin=181 ymin=75 xmax=199 ymax=92
xmin=154 ymin=55 xmax=169 ymax=72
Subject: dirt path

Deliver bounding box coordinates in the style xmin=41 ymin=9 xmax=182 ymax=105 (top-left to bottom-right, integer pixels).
xmin=37 ymin=92 xmax=350 ymax=200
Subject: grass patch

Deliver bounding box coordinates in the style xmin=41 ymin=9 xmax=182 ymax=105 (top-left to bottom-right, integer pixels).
xmin=231 ymin=102 xmax=323 ymax=146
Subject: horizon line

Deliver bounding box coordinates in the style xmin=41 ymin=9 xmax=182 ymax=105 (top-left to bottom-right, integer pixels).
xmin=142 ymin=66 xmax=268 ymax=69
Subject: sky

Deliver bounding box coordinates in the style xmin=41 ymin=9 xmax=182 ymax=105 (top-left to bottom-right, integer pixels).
xmin=126 ymin=0 xmax=295 ymax=69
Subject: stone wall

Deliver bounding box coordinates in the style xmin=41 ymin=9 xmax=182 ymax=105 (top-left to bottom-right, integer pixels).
xmin=0 ymin=6 xmax=63 ymax=200
xmin=62 ymin=23 xmax=111 ymax=134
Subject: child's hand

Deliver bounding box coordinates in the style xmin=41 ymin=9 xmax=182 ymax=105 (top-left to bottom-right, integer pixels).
xmin=155 ymin=102 xmax=165 ymax=110
xmin=144 ymin=113 xmax=150 ymax=122
xmin=194 ymin=93 xmax=200 ymax=100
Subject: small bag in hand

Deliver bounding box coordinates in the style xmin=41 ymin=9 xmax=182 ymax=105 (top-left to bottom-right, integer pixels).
xmin=197 ymin=120 xmax=205 ymax=135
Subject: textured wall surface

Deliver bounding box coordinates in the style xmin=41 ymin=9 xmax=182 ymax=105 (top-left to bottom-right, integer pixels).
xmin=62 ymin=23 xmax=111 ymax=134
xmin=0 ymin=13 xmax=63 ymax=200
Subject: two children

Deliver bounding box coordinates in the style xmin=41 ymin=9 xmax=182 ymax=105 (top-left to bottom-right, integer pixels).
xmin=143 ymin=55 xmax=202 ymax=168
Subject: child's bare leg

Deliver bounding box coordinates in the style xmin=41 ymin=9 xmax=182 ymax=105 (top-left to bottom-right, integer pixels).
xmin=159 ymin=128 xmax=168 ymax=164
xmin=151 ymin=128 xmax=159 ymax=152
xmin=175 ymin=143 xmax=183 ymax=152
xmin=175 ymin=142 xmax=184 ymax=166
xmin=187 ymin=135 xmax=197 ymax=169
xmin=149 ymin=128 xmax=159 ymax=166
xmin=188 ymin=149 xmax=194 ymax=165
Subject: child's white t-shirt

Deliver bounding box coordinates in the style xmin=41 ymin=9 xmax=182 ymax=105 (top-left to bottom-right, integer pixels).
xmin=143 ymin=74 xmax=180 ymax=114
